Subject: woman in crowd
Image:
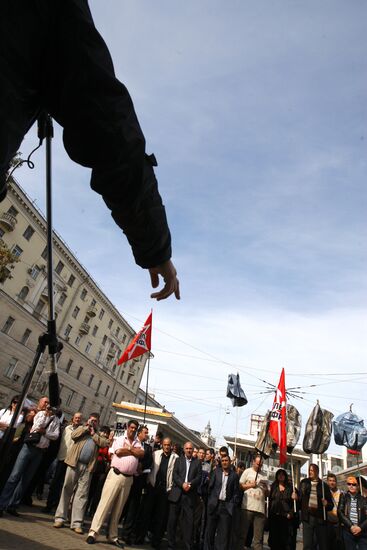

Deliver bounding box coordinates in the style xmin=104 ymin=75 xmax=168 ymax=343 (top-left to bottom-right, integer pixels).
xmin=268 ymin=468 xmax=297 ymax=550
xmin=0 ymin=395 xmax=23 ymax=443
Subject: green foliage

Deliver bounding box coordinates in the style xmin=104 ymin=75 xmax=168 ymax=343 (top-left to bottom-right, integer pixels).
xmin=0 ymin=240 xmax=19 ymax=282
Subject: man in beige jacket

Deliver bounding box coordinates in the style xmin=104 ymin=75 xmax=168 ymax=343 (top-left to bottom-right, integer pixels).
xmin=54 ymin=413 xmax=109 ymax=534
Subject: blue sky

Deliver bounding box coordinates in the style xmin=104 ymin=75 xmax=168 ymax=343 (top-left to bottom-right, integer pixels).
xmin=16 ymin=0 xmax=367 ymax=450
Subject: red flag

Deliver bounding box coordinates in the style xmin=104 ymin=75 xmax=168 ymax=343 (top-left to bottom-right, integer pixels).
xmin=268 ymin=368 xmax=287 ymax=464
xmin=117 ymin=312 xmax=152 ymax=365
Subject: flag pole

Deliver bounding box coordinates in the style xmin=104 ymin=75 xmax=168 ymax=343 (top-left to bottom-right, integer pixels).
xmin=234 ymin=407 xmax=239 ymax=464
xmin=290 ymin=454 xmax=297 ymax=513
xmin=319 ymin=453 xmax=326 ymax=521
xmin=143 ymin=352 xmax=151 ymax=424
xmin=255 ymin=412 xmax=270 ymax=484
xmin=357 ymin=453 xmax=363 ymax=494
xmin=286 ymin=404 xmax=297 ymax=514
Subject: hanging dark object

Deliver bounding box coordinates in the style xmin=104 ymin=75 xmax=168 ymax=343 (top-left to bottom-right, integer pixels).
xmin=303 ymin=402 xmax=334 ymax=455
xmin=255 ymin=412 xmax=277 ymax=458
xmin=226 ymin=373 xmax=248 ymax=407
xmin=333 ymin=410 xmax=367 ymax=452
xmin=286 ymin=404 xmax=302 ymax=454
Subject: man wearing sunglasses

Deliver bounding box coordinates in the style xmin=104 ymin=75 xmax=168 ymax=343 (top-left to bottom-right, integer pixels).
xmin=338 ymin=476 xmax=367 ymax=549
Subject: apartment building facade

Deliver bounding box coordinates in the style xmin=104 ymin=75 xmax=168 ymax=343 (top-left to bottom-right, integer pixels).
xmin=0 ymin=179 xmax=147 ymax=426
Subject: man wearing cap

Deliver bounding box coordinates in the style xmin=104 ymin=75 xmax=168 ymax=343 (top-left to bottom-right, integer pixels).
xmin=338 ymin=476 xmax=367 ymax=549
xmin=86 ymin=419 xmax=144 ymax=548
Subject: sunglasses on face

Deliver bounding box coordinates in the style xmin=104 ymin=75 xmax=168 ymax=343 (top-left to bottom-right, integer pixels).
xmin=348 ymin=483 xmax=357 ymax=487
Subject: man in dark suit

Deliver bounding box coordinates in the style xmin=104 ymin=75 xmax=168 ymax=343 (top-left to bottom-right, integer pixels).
xmin=167 ymin=441 xmax=202 ymax=550
xmin=205 ymin=455 xmax=240 ymax=550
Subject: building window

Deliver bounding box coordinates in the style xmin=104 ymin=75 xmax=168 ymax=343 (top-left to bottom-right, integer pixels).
xmin=65 ymin=359 xmax=73 ymax=373
xmin=80 ymin=396 xmax=86 ymax=412
xmin=12 ymin=244 xmax=23 ymax=258
xmin=41 ymin=246 xmax=48 ymax=260
xmin=122 ymin=334 xmax=127 ymax=343
xmin=96 ymin=380 xmax=102 ymax=393
xmin=23 ymin=225 xmax=35 ymax=241
xmin=132 ymin=381 xmax=136 ymax=389
xmin=58 ymin=292 xmax=67 ymax=306
xmin=30 ymin=265 xmax=41 ymax=280
xmin=55 ymin=260 xmax=64 ymax=275
xmin=88 ymin=374 xmax=94 ymax=387
xmin=91 ymin=298 xmax=96 ymax=307
xmin=8 ymin=206 xmax=18 ymax=217
xmin=72 ymin=306 xmax=80 ymax=319
xmin=18 ymin=286 xmax=29 ymax=300
xmin=85 ymin=341 xmax=92 ymax=354
xmin=92 ymin=325 xmax=98 ymax=337
xmin=21 ymin=328 xmax=32 ymax=345
xmin=34 ymin=299 xmax=45 ymax=315
xmin=102 ymin=335 xmax=107 ymax=346
xmin=2 ymin=316 xmax=15 ymax=334
xmin=95 ymin=350 xmax=102 ymax=362
xmin=66 ymin=391 xmax=75 ymax=407
xmin=76 ymin=366 xmax=83 ymax=380
xmin=64 ymin=324 xmax=72 ymax=338
xmin=0 ymin=227 xmax=4 ymax=238
xmin=108 ymin=319 xmax=113 ymax=329
xmin=113 ymin=391 xmax=118 ymax=402
xmin=80 ymin=288 xmax=87 ymax=301
xmin=67 ymin=274 xmax=75 ymax=287
xmin=99 ymin=308 xmax=105 ymax=320
xmin=5 ymin=357 xmax=18 ymax=378
xmin=105 ymin=385 xmax=110 ymax=397
xmin=119 ymin=369 xmax=124 ymax=381
xmin=75 ymin=335 xmax=81 ymax=346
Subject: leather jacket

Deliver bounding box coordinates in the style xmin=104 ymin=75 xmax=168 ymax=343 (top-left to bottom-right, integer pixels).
xmin=338 ymin=492 xmax=367 ymax=531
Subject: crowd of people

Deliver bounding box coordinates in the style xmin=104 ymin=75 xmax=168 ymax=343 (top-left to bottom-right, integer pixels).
xmin=1 ymin=396 xmax=367 ymax=549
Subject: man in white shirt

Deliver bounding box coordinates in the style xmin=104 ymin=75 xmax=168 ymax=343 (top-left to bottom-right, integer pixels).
xmin=0 ymin=396 xmax=60 ymax=517
xmin=148 ymin=437 xmax=178 ymax=549
xmin=86 ymin=419 xmax=144 ymax=548
xmin=239 ymin=455 xmax=269 ymax=550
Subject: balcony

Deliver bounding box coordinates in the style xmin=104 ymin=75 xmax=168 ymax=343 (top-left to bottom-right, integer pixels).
xmin=110 ymin=329 xmax=123 ymax=344
xmin=79 ymin=322 xmax=90 ymax=335
xmin=41 ymin=287 xmax=49 ymax=301
xmin=0 ymin=211 xmax=17 ymax=231
xmin=86 ymin=304 xmax=97 ymax=317
xmin=107 ymin=347 xmax=116 ymax=358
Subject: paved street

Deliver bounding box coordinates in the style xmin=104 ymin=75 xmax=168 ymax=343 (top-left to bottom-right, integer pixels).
xmin=0 ymin=499 xmax=303 ymax=550
xmin=0 ymin=501 xmax=143 ymax=550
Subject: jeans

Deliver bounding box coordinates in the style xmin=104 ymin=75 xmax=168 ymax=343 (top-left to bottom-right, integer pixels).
xmin=303 ymin=516 xmax=329 ymax=550
xmin=343 ymin=530 xmax=367 ymax=550
xmin=239 ymin=509 xmax=266 ymax=550
xmin=0 ymin=443 xmax=44 ymax=510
